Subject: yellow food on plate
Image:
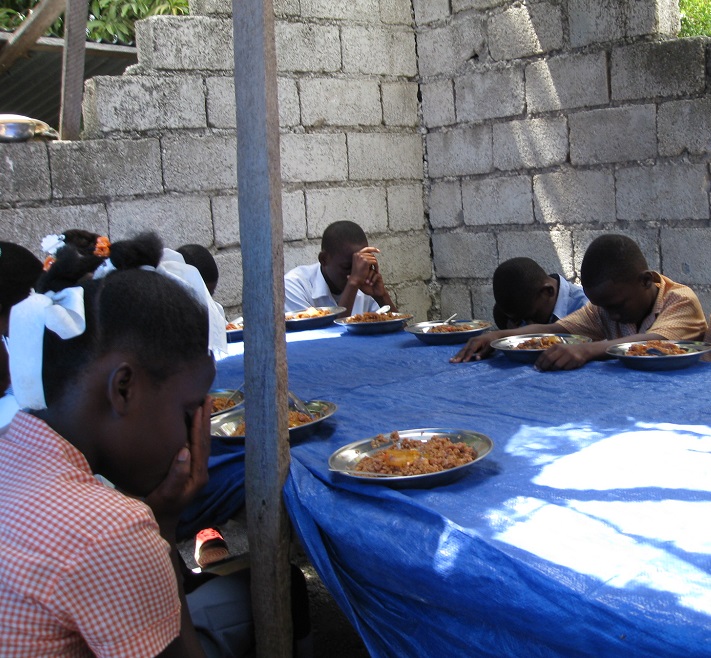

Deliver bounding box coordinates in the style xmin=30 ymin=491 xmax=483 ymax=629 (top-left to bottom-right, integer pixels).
xmin=231 ymin=410 xmax=319 ymax=436
xmin=346 ymin=312 xmax=399 ymax=323
xmin=212 ymin=397 xmax=237 ymax=414
xmin=626 ymin=340 xmax=686 ymax=356
xmin=515 ymin=335 xmax=562 ymax=350
xmin=226 ymin=322 xmax=242 ymax=330
xmin=286 ymin=307 xmax=331 ymax=320
xmin=430 ymin=324 xmax=472 ymax=333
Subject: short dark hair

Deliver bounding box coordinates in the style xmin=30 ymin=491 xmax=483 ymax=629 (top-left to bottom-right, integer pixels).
xmin=321 ymin=221 xmax=368 ymax=254
xmin=580 ymin=234 xmax=649 ymax=289
xmin=177 ymin=244 xmax=219 ymax=287
xmin=36 ymin=233 xmax=209 ymax=406
xmin=0 ymin=242 xmax=43 ymax=313
xmin=492 ymin=257 xmax=548 ymax=316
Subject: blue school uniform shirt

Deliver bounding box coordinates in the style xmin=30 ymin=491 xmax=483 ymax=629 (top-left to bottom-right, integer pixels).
xmin=551 ymin=274 xmax=588 ymax=322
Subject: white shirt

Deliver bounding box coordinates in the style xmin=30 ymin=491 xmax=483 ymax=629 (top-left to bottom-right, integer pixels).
xmin=284 ymin=263 xmax=379 ymax=314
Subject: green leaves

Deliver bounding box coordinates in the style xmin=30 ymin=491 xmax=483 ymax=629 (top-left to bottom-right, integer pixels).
xmin=0 ymin=0 xmax=189 ymax=45
xmin=680 ymin=0 xmax=711 ymax=37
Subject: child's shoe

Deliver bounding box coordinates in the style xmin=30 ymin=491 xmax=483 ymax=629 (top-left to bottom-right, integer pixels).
xmin=194 ymin=527 xmax=230 ymax=568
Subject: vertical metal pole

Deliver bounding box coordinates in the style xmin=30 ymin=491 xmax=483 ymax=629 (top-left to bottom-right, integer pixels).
xmin=232 ymin=0 xmax=292 ymax=656
xmin=59 ymin=0 xmax=88 ymax=139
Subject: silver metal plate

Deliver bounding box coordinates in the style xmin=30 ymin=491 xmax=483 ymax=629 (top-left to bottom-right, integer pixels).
xmin=405 ymin=319 xmax=491 ymax=345
xmin=491 ymin=333 xmax=592 ymax=363
xmin=606 ymin=340 xmax=711 ymax=371
xmin=334 ymin=313 xmax=413 ymax=335
xmin=329 ymin=428 xmax=494 ymax=488
xmin=285 ymin=306 xmax=346 ymax=331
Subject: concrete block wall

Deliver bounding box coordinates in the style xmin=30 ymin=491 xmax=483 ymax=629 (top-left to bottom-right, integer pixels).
xmin=0 ymin=0 xmax=431 ymax=320
xmin=419 ymin=0 xmax=711 ymax=323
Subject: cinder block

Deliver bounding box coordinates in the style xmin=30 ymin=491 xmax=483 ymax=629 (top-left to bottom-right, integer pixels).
xmin=305 ymin=186 xmax=387 ymax=238
xmin=569 ymin=0 xmax=624 ymax=47
xmin=280 ymin=134 xmax=348 ymax=183
xmin=455 ymin=66 xmax=525 ymax=123
xmin=497 ymin=229 xmax=574 ymax=279
xmin=426 ymin=125 xmax=492 ymax=178
xmin=570 ymin=105 xmax=656 ymax=165
xmin=611 ymin=40 xmax=706 ymax=101
xmin=214 ymin=248 xmax=243 ymax=309
xmin=342 ymin=26 xmax=417 ymax=76
xmin=440 ymin=283 xmax=473 ymax=321
xmin=108 ymin=196 xmax=214 ymax=247
xmin=616 ymin=164 xmax=710 ymax=221
xmin=417 ymin=16 xmax=486 ymax=78
xmin=572 ymin=229 xmax=660 ymax=274
xmin=413 ymin=0 xmax=449 ymax=24
xmin=494 ymin=117 xmax=568 ymax=171
xmin=276 ymin=22 xmax=341 ymax=73
xmin=421 ymin=80 xmax=456 ymax=128
xmin=626 ymin=0 xmax=680 ymax=37
xmin=658 ymin=97 xmax=711 ymax=157
xmin=392 ymin=282 xmax=432 ymax=322
xmin=162 ymin=134 xmax=237 ymax=192
xmin=136 ymin=16 xmax=233 ymax=71
xmin=189 ymin=0 xmax=230 ymax=15
xmin=211 ymin=195 xmax=239 ymax=248
xmin=489 ymin=2 xmax=563 ymax=61
xmin=206 ymin=77 xmax=300 ymax=129
xmin=452 ymin=0 xmax=508 ymax=10
xmin=274 ymin=0 xmax=300 ymax=16
xmin=0 ymin=205 xmax=108 ymax=252
xmin=0 ymin=142 xmax=50 ymax=203
xmin=469 ymin=282 xmax=496 ymax=324
xmin=382 ymin=82 xmax=419 ymax=127
xmin=432 ymin=231 xmax=497 ymax=278
xmin=376 ymin=232 xmax=432 ymax=282
xmin=660 ymin=227 xmax=711 ymax=286
xmin=49 ymin=139 xmax=162 ymax=200
xmin=300 ymin=78 xmax=381 ymax=127
xmin=284 ymin=242 xmax=321 ymax=275
xmin=379 ymin=0 xmax=413 ymax=25
xmin=428 ymin=181 xmax=462 ymax=229
xmin=348 ymin=133 xmax=423 ymax=181
xmin=282 ymin=190 xmax=307 ymax=242
xmin=462 ymin=176 xmax=533 ymax=226
xmin=534 ymin=169 xmax=616 ymax=224
xmin=387 ymin=183 xmax=425 ymax=231
xmin=83 ymin=75 xmax=206 ymax=135
xmin=301 ymin=0 xmax=378 ymax=21
xmin=526 ymin=52 xmax=608 ymax=113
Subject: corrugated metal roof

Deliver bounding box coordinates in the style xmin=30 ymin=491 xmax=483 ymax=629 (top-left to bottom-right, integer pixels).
xmin=0 ymin=34 xmax=137 ymax=128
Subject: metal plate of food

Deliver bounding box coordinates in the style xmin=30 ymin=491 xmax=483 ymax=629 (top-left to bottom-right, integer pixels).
xmin=491 ymin=333 xmax=592 ymax=363
xmin=210 ymin=389 xmax=244 ymax=417
xmin=210 ymin=400 xmax=337 ymax=442
xmin=606 ymin=340 xmax=711 ymax=371
xmin=329 ymin=428 xmax=494 ymax=489
xmin=0 ymin=114 xmax=59 ymax=142
xmin=405 ymin=319 xmax=491 ymax=345
xmin=225 ymin=319 xmax=243 ymax=343
xmin=334 ymin=312 xmax=414 ymax=335
xmin=285 ymin=306 xmax=346 ymax=331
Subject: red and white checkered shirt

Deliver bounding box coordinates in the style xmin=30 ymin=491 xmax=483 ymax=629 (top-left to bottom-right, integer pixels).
xmin=557 ymin=274 xmax=707 ymax=342
xmin=0 ymin=412 xmax=181 ymax=657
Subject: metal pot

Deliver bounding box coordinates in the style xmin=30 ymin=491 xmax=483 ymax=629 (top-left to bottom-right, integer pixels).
xmin=0 ymin=114 xmax=59 ymax=142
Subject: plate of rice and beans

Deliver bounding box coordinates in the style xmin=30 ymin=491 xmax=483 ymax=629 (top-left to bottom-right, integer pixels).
xmin=334 ymin=311 xmax=413 ymax=335
xmin=405 ymin=319 xmax=491 ymax=345
xmin=285 ymin=306 xmax=346 ymax=331
xmin=606 ymin=340 xmax=711 ymax=371
xmin=329 ymin=428 xmax=494 ymax=488
xmin=490 ymin=334 xmax=592 ymax=364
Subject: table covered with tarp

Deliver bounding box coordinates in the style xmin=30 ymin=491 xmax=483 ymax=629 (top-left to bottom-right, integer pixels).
xmin=214 ymin=324 xmax=711 ymax=657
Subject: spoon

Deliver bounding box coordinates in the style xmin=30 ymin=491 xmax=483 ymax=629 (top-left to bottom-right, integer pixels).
xmin=443 ymin=313 xmax=457 ymax=324
xmin=376 ymin=305 xmax=390 ymax=314
xmin=288 ymin=391 xmax=314 ymax=420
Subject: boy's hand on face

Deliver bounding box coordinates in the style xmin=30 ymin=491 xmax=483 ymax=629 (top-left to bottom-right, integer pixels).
xmin=360 ymin=270 xmax=386 ymax=298
xmin=144 ymin=397 xmax=212 ymax=534
xmin=450 ymin=333 xmax=498 ymax=363
xmin=534 ymin=343 xmax=594 ymax=371
xmin=348 ymin=247 xmax=381 ymax=288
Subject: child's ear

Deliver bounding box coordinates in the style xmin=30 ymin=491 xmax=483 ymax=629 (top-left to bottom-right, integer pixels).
xmin=107 ymin=363 xmax=134 ymax=416
xmin=540 ymin=283 xmax=556 ymax=299
xmin=317 ymin=250 xmax=328 ymax=267
xmin=639 ymin=271 xmax=655 ymax=288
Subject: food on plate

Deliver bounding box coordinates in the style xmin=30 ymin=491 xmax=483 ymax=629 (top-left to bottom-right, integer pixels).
xmin=285 ymin=307 xmax=331 ymax=320
xmin=346 ymin=312 xmax=400 ymax=323
xmin=354 ymin=431 xmax=477 ymax=476
xmin=212 ymin=397 xmax=237 ymax=414
xmin=226 ymin=322 xmax=243 ymax=330
xmin=430 ymin=324 xmax=472 ymax=333
xmin=515 ymin=335 xmax=563 ymax=350
xmin=626 ymin=340 xmax=687 ymax=356
xmin=230 ymin=410 xmax=319 ymax=436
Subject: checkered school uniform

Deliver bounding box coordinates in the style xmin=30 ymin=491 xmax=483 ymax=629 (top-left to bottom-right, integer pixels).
xmin=557 ymin=273 xmax=707 ymax=341
xmin=0 ymin=412 xmax=181 ymax=657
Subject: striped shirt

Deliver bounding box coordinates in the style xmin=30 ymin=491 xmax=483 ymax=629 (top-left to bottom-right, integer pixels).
xmin=0 ymin=412 xmax=181 ymax=657
xmin=557 ymin=273 xmax=707 ymax=341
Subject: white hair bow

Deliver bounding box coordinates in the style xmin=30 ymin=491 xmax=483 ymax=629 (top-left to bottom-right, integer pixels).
xmin=8 ymin=287 xmax=86 ymax=410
